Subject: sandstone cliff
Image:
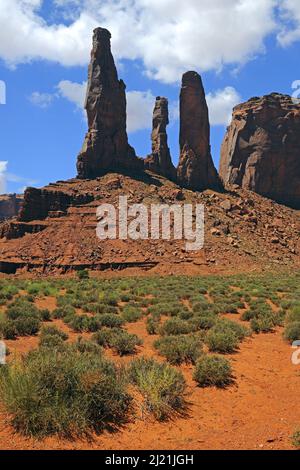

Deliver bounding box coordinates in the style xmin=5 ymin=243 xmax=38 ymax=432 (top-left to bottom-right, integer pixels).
xmin=220 ymin=93 xmax=300 ymax=209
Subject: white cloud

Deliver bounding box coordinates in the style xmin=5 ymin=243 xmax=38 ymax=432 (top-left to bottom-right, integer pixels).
xmin=0 ymin=0 xmax=278 ymax=83
xmin=28 ymin=91 xmax=54 ymax=108
xmin=0 ymin=161 xmax=38 ymax=194
xmin=0 ymin=161 xmax=8 ymax=194
xmin=57 ymin=79 xmax=156 ymax=133
xmin=57 ymin=80 xmax=86 ymax=112
xmin=207 ymin=87 xmax=241 ymax=126
xmin=277 ymin=0 xmax=300 ymax=46
xmin=126 ymin=90 xmax=155 ymax=133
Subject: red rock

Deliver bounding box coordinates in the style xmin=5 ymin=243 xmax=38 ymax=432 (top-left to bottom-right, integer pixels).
xmin=220 ymin=93 xmax=300 ymax=209
xmin=144 ymin=97 xmax=176 ymax=180
xmin=77 ymin=28 xmax=143 ymax=179
xmin=0 ymin=194 xmax=23 ymax=220
xmin=177 ymin=71 xmax=221 ymax=192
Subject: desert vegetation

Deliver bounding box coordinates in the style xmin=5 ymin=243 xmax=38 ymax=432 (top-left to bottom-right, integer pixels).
xmin=0 ymin=270 xmax=299 ymax=443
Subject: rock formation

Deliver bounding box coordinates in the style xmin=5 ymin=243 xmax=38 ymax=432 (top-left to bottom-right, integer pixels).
xmin=220 ymin=93 xmax=300 ymax=209
xmin=144 ymin=97 xmax=176 ymax=180
xmin=0 ymin=194 xmax=23 ymax=221
xmin=77 ymin=28 xmax=143 ymax=178
xmin=177 ymin=71 xmax=221 ymax=192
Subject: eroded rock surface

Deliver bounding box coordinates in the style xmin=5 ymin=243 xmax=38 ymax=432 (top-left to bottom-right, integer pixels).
xmin=144 ymin=97 xmax=176 ymax=180
xmin=177 ymin=71 xmax=221 ymax=192
xmin=220 ymin=93 xmax=300 ymax=209
xmin=77 ymin=27 xmax=143 ymax=178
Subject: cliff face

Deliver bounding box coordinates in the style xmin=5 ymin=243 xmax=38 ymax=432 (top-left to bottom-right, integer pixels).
xmin=0 ymin=194 xmax=23 ymax=220
xmin=220 ymin=93 xmax=300 ymax=209
xmin=144 ymin=97 xmax=176 ymax=180
xmin=77 ymin=28 xmax=143 ymax=178
xmin=177 ymin=71 xmax=221 ymax=192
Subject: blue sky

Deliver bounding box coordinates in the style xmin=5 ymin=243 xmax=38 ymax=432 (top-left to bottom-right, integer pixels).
xmin=1 ymin=0 xmax=300 ymax=194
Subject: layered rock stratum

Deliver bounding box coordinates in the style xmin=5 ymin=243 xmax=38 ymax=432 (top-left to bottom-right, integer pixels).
xmin=0 ymin=194 xmax=23 ymax=221
xmin=77 ymin=27 xmax=143 ymax=178
xmin=177 ymin=71 xmax=221 ymax=192
xmin=220 ymin=93 xmax=300 ymax=209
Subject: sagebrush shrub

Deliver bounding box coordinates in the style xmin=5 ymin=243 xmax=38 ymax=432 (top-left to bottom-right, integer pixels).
xmin=154 ymin=334 xmax=203 ymax=365
xmin=129 ymin=357 xmax=186 ymax=420
xmin=283 ymin=322 xmax=300 ymax=344
xmin=159 ymin=318 xmax=192 ymax=336
xmin=193 ymin=355 xmax=233 ymax=388
xmin=206 ymin=329 xmax=239 ymax=353
xmin=292 ymin=430 xmax=300 ymax=448
xmin=0 ymin=345 xmax=130 ymax=437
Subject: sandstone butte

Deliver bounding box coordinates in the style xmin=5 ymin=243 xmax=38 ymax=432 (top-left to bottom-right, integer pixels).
xmin=220 ymin=93 xmax=300 ymax=209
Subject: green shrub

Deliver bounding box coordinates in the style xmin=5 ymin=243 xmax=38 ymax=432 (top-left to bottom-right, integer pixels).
xmin=99 ymin=314 xmax=124 ymax=328
xmin=6 ymin=301 xmax=41 ymax=321
xmin=40 ymin=326 xmax=68 ymax=341
xmin=283 ymin=322 xmax=300 ymax=344
xmin=146 ymin=317 xmax=159 ymax=335
xmin=159 ymin=318 xmax=192 ymax=336
xmin=68 ymin=315 xmax=91 ymax=332
xmin=193 ymin=355 xmax=233 ymax=388
xmin=0 ymin=345 xmax=130 ymax=437
xmin=0 ymin=320 xmax=17 ymax=340
xmin=51 ymin=305 xmax=76 ymax=320
xmin=13 ymin=317 xmax=41 ymax=336
xmin=73 ymin=337 xmax=103 ymax=355
xmin=292 ymin=430 xmax=300 ymax=448
xmin=77 ymin=269 xmax=89 ymax=280
xmin=154 ymin=335 xmax=203 ymax=365
xmin=92 ymin=328 xmax=142 ymax=355
xmin=129 ymin=357 xmax=186 ymax=420
xmin=189 ymin=315 xmax=216 ymax=331
xmin=110 ymin=331 xmax=142 ymax=356
xmin=206 ymin=328 xmax=239 ymax=353
xmin=251 ymin=316 xmax=274 ymax=333
xmin=121 ymin=306 xmax=142 ymax=323
xmin=39 ymin=334 xmax=65 ymax=349
xmin=287 ymin=306 xmax=300 ymax=323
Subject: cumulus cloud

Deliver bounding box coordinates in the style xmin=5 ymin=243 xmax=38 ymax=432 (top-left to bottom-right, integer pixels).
xmin=57 ymin=79 xmax=156 ymax=132
xmin=126 ymin=90 xmax=155 ymax=133
xmin=277 ymin=0 xmax=300 ymax=46
xmin=57 ymin=80 xmax=86 ymax=109
xmin=28 ymin=91 xmax=55 ymax=108
xmin=207 ymin=87 xmax=241 ymax=126
xmin=0 ymin=0 xmax=278 ymax=83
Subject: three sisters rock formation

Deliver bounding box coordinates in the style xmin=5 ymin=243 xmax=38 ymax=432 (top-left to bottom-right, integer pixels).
xmin=76 ymin=27 xmax=300 ymax=208
xmin=77 ymin=27 xmax=221 ymax=193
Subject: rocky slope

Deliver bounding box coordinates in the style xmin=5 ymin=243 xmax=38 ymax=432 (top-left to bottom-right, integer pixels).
xmin=0 ymin=173 xmax=298 ymax=275
xmin=220 ymin=93 xmax=300 ymax=209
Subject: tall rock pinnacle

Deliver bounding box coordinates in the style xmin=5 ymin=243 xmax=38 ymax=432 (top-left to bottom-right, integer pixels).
xmin=177 ymin=71 xmax=221 ymax=191
xmin=144 ymin=96 xmax=176 ymax=180
xmin=219 ymin=93 xmax=300 ymax=209
xmin=77 ymin=28 xmax=143 ymax=178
